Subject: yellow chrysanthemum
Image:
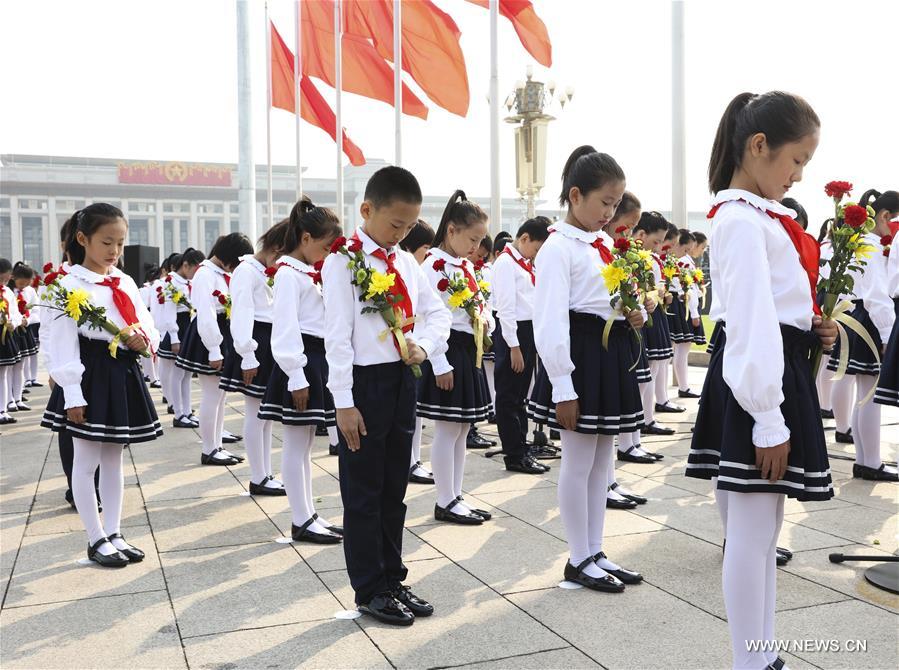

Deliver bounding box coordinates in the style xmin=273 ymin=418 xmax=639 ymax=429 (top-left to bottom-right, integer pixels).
xmin=477 ymin=279 xmax=491 ymax=293
xmin=694 ymin=269 xmax=705 ymax=282
xmin=662 ymin=266 xmax=677 ymax=280
xmin=682 ymin=275 xmax=694 ymax=287
xmin=854 ymin=244 xmax=876 ymax=260
xmin=365 ymin=270 xmax=395 ymax=300
xmin=173 ymin=291 xmax=183 ymax=304
xmin=637 ymin=249 xmax=652 ymax=263
xmin=65 ymin=289 xmax=91 ymax=321
xmin=448 ymin=288 xmax=474 ymax=309
xmin=601 ymin=264 xmax=628 ymax=293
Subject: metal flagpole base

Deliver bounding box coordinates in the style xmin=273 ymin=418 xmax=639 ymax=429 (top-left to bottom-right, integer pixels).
xmin=828 ymin=554 xmax=899 ymax=594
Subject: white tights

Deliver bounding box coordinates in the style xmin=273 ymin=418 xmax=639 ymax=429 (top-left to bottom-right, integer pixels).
xmin=158 ymin=358 xmax=177 ymax=410
xmin=815 ymin=364 xmax=834 ymax=412
xmin=431 ymin=420 xmax=468 ymax=510
xmin=411 ymin=416 xmax=423 ymax=468
xmin=672 ymin=342 xmax=692 ymax=392
xmin=9 ymin=360 xmax=24 ymax=402
xmin=653 ymin=358 xmax=671 ymax=404
xmin=640 ymin=379 xmax=655 ymax=426
xmin=198 ymin=374 xmax=226 ymax=455
xmin=72 ymin=438 xmax=126 ymax=554
xmin=243 ymin=396 xmax=274 ymax=484
xmin=484 ymin=360 xmax=496 ymax=407
xmin=852 ymin=375 xmax=885 ymax=469
xmin=141 ymin=353 xmax=157 ymax=383
xmin=25 ymin=353 xmax=38 ymax=383
xmin=830 ymin=375 xmax=855 ymax=434
xmin=0 ymin=366 xmax=8 ymax=416
xmin=281 ymin=425 xmax=331 ymax=532
xmin=721 ymin=491 xmax=784 ymax=670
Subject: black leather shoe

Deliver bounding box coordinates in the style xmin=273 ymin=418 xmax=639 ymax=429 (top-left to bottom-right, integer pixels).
xmin=391 ymin=584 xmax=434 ymax=617
xmin=853 ymin=463 xmax=898 ymax=481
xmin=150 ymin=380 xmax=162 ymax=388
xmin=108 ymin=533 xmax=145 ymax=562
xmin=312 ymin=513 xmax=343 ymax=535
xmin=643 ymin=450 xmax=665 ymax=461
xmin=641 ymin=422 xmax=675 ymax=436
xmin=466 ymin=428 xmax=495 ymax=449
xmin=776 ymin=552 xmax=788 ymax=566
xmin=434 ymin=500 xmax=483 ymax=525
xmin=655 ymin=401 xmax=686 ymax=413
xmin=409 ymin=462 xmax=435 ymax=484
xmin=767 ymin=656 xmax=786 ymax=670
xmin=167 ymin=404 xmax=175 ymax=415
xmin=329 ymin=443 xmax=339 ymax=456
xmin=549 ymin=429 xmax=561 ymax=441
xmin=173 ymin=416 xmax=197 ymax=428
xmin=201 ymin=448 xmax=240 ymax=466
xmin=593 ymin=552 xmax=643 ymax=584
xmin=456 ymin=495 xmax=492 ymax=520
xmin=776 ymin=547 xmax=793 ymax=560
xmin=617 ymin=446 xmax=656 ymax=464
xmin=610 ymin=482 xmax=647 ymax=505
xmin=222 ymin=433 xmax=242 ymax=444
xmin=563 ymin=558 xmax=625 ymax=593
xmin=835 ymin=430 xmax=854 ymax=444
xmin=606 ymin=497 xmax=638 ymax=510
xmin=291 ymin=518 xmax=342 ymax=544
xmin=249 ymin=476 xmax=287 ymax=496
xmin=529 ymin=445 xmax=560 ymax=460
xmin=678 ymin=389 xmax=700 ymax=399
xmin=30 ymin=380 xmax=44 ymax=387
xmin=0 ymin=416 xmax=17 ymax=425
xmin=487 ymin=412 xmax=497 ymax=425
xmin=87 ymin=538 xmax=130 ymax=568
xmin=358 ymin=593 xmax=415 ymax=626
xmin=820 ymin=408 xmax=835 ymax=419
xmin=316 ymin=424 xmax=329 ymax=437
xmin=505 ymin=456 xmax=547 ymax=475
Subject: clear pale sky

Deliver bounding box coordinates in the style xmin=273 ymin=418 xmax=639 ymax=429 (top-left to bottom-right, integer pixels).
xmin=1 ymin=0 xmax=896 ymax=228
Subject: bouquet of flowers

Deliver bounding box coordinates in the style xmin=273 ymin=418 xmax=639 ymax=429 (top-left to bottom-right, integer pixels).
xmin=211 ymin=289 xmax=232 ymax=319
xmin=265 ymin=265 xmax=278 ymax=288
xmin=600 ymin=237 xmax=644 ymax=360
xmin=432 ymin=257 xmax=492 ymax=367
xmin=333 ymin=236 xmax=421 ymax=377
xmin=0 ymin=295 xmax=11 ymax=344
xmin=660 ymin=253 xmax=679 ymax=292
xmin=156 ymin=276 xmax=194 ymax=312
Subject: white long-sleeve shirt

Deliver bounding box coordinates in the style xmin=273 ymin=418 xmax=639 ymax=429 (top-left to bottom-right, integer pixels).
xmin=492 ymin=244 xmax=535 ymax=348
xmin=888 ymin=237 xmax=899 ymax=299
xmin=708 ymin=189 xmax=814 ymax=448
xmin=420 ymin=247 xmax=495 ymax=376
xmin=853 ymin=232 xmax=894 ymax=342
xmin=14 ymin=285 xmax=40 ymax=324
xmin=191 ymin=259 xmax=230 ymax=362
xmin=229 ymin=255 xmax=273 ymax=370
xmin=153 ymin=273 xmax=191 ymax=345
xmin=2 ymin=285 xmax=24 ymax=332
xmin=323 ymin=226 xmax=452 ymax=409
xmin=39 ymin=262 xmax=70 ymax=373
xmin=45 ymin=263 xmax=159 ymax=410
xmin=533 ymin=221 xmax=624 ymax=403
xmin=678 ymin=255 xmax=701 ymax=319
xmin=270 ymin=255 xmax=325 ymax=392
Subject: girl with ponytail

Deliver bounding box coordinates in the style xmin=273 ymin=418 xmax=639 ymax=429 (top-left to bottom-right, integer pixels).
xmin=686 ymin=91 xmax=838 ymax=669
xmin=0 ymin=258 xmax=23 ymax=425
xmin=7 ymin=262 xmax=38 ymax=411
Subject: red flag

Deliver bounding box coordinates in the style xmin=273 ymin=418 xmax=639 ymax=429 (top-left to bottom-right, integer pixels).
xmin=344 ymin=0 xmax=469 ymax=117
xmin=270 ymin=22 xmax=366 ymax=166
xmin=467 ymin=0 xmax=552 ymax=67
xmin=301 ymin=0 xmax=428 ymax=119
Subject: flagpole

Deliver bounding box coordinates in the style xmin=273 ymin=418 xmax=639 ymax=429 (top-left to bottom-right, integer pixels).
xmin=265 ymin=1 xmax=274 ymax=233
xmin=671 ymin=0 xmax=687 ymax=230
xmin=335 ymin=0 xmax=345 ymax=231
xmin=294 ymin=0 xmax=303 ymax=199
xmin=235 ymin=0 xmax=257 ymax=241
xmin=393 ymin=0 xmax=402 ymax=166
xmin=489 ymin=0 xmax=501 ymax=236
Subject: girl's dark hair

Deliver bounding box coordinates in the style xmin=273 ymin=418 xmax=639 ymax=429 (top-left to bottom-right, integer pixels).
xmin=559 ymin=145 xmax=626 ymax=207
xmin=493 ymin=237 xmax=511 ymax=254
xmin=209 ymin=232 xmax=254 ymax=270
xmin=665 ymin=222 xmax=679 ymax=241
xmin=161 ymin=252 xmax=180 ymax=274
xmin=708 ymin=91 xmax=820 ymax=194
xmin=179 ymin=247 xmax=205 ymax=268
xmin=692 ymin=232 xmax=708 ymax=245
xmin=479 ymin=233 xmax=493 ymax=253
xmin=434 ymin=190 xmax=488 ymax=248
xmin=144 ymin=266 xmax=161 ymax=284
xmin=400 ymin=219 xmax=435 ymax=254
xmin=257 ymin=218 xmax=292 ymax=253
xmin=516 ymin=216 xmax=551 ymax=242
xmin=635 ymin=211 xmax=670 ymax=236
xmin=0 ymin=258 xmax=11 ymax=274
xmin=12 ymin=261 xmax=35 ymax=280
xmin=780 ymin=197 xmax=809 ymax=230
xmin=678 ymin=228 xmax=695 ymax=246
xmin=64 ymin=203 xmax=126 ymax=266
xmin=817 ymin=218 xmax=834 ymax=243
xmin=859 ymin=189 xmax=899 ymax=218
xmin=282 ymin=196 xmax=341 ymax=253
xmin=610 ymin=191 xmax=641 ymax=222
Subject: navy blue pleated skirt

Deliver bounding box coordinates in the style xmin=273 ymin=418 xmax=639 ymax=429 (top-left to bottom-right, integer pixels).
xmin=158 ymin=311 xmax=191 ymax=360
xmin=42 ymin=336 xmax=163 ymax=444
xmin=417 ymin=329 xmax=491 ymax=423
xmin=689 ymin=313 xmax=707 ymax=345
xmin=13 ymin=326 xmax=38 ymax=358
xmin=826 ymin=301 xmax=882 ymax=376
xmin=686 ymin=324 xmax=833 ymax=501
xmin=0 ymin=327 xmax=21 ymax=366
xmin=527 ymin=311 xmax=644 ymax=435
xmin=667 ymin=295 xmax=692 ymax=344
xmin=875 ymin=298 xmax=899 ymax=407
xmin=258 ymin=334 xmax=336 ymax=426
xmin=635 ymin=342 xmax=652 ymax=383
xmin=645 ymin=306 xmax=674 ymax=360
xmin=705 ymin=321 xmax=723 ymax=356
xmin=220 ymin=321 xmax=275 ymax=398
xmin=175 ymin=313 xmax=232 ymax=376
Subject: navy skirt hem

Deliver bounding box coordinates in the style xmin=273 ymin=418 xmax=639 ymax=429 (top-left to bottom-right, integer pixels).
xmin=175 ymin=313 xmax=232 ymax=376
xmin=667 ymin=296 xmax=692 ymax=344
xmin=645 ymin=306 xmax=674 ymax=360
xmin=158 ymin=311 xmax=191 ymax=360
xmin=826 ymin=302 xmax=882 ymax=376
xmin=220 ymin=321 xmax=275 ymax=398
xmin=874 ymin=298 xmax=899 ymax=407
xmin=417 ymin=330 xmax=491 ymax=423
xmin=258 ymin=335 xmax=336 ymax=426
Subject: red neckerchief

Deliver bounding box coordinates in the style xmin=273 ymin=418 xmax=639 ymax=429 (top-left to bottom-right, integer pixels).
xmin=352 ymin=232 xmax=413 ymax=331
xmin=708 ymin=200 xmax=821 ymax=316
xmin=548 ymin=227 xmax=613 ymax=264
xmin=277 ymin=260 xmax=322 ymax=285
xmin=224 ymin=273 xmax=231 ymax=288
xmin=652 ymin=254 xmax=664 ymax=271
xmin=97 ymin=275 xmax=143 ymax=328
xmin=502 ymin=246 xmax=535 ymax=285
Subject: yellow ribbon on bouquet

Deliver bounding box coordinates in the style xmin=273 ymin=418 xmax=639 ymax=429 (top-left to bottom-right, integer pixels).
xmin=378 ymin=309 xmax=421 ymax=377
xmin=827 ymin=300 xmax=881 ymax=404
xmin=107 ymin=324 xmax=150 ymax=359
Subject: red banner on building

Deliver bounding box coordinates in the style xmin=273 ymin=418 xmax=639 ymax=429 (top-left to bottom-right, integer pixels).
xmin=117 ymin=162 xmax=232 ymax=187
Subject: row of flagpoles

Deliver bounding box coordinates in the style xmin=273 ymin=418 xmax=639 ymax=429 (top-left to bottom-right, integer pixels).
xmin=253 ymin=0 xmax=552 ymax=235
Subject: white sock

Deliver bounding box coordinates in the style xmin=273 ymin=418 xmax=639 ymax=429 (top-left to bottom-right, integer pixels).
xmin=198 ymin=375 xmax=225 ymax=455
xmin=25 ymin=353 xmax=38 ymax=382
xmin=10 ymin=361 xmax=24 ymax=402
xmin=830 ymin=375 xmax=855 ymax=434
xmin=262 ymin=416 xmax=274 ymax=476
xmin=327 ymin=425 xmax=339 ymax=448
xmin=282 ymin=425 xmax=316 ymax=526
xmin=485 ymin=360 xmax=496 ymax=407
xmin=141 ymin=353 xmax=155 ymax=381
xmin=640 ymin=379 xmax=655 ymax=425
xmin=411 ymin=416 xmax=423 ymax=467
xmin=73 ymin=439 xmax=125 ymax=556
xmin=453 ymin=421 xmax=467 ymax=500
xmin=0 ymin=366 xmax=9 ymax=413
xmin=816 ymin=364 xmax=834 ymax=411
xmin=617 ymin=431 xmax=635 ymax=451
xmin=178 ymin=368 xmax=193 ymax=418
xmin=243 ymin=397 xmax=268 ymax=484
xmin=673 ymin=343 xmax=691 ymax=391
xmin=723 ymin=492 xmax=784 ymax=669
xmin=431 ymin=420 xmax=467 ymax=509
xmin=853 ymin=376 xmax=886 ymax=469
xmin=654 ymin=358 xmax=671 ymax=404
xmin=157 ymin=359 xmax=176 ymax=411
xmin=98 ymin=443 xmax=125 ymax=537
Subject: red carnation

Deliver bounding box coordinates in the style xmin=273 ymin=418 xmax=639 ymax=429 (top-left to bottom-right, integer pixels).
xmin=330 ymin=236 xmax=347 ymax=254
xmin=31 ymin=276 xmax=41 ymax=289
xmin=347 ymin=238 xmax=363 ymax=253
xmin=615 ymin=225 xmax=628 ymax=234
xmin=474 ymin=259 xmax=485 ymax=271
xmin=264 ymin=266 xmax=277 ymax=277
xmin=157 ymin=296 xmax=165 ymax=304
xmin=614 ymin=238 xmax=630 ymax=251
xmin=43 ymin=262 xmax=54 ymax=273
xmin=880 ymin=234 xmax=893 ymax=247
xmin=432 ymin=258 xmax=446 ymax=272
xmin=217 ymin=295 xmax=227 ymax=305
xmin=824 ymin=180 xmax=853 ymax=200
xmin=659 ymin=253 xmax=667 ymax=261
xmin=437 ymin=278 xmax=450 ymax=292
xmin=843 ymin=204 xmax=867 ymax=229
xmin=212 ymin=289 xmax=221 ymax=297
xmin=165 ymin=275 xmax=173 ymax=283
xmin=313 ymin=260 xmax=324 ymax=272
xmin=43 ymin=271 xmax=58 ymax=285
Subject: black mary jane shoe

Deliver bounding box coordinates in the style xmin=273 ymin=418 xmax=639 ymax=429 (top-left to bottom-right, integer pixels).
xmin=173 ymin=416 xmax=197 ymax=429
xmin=852 ymin=463 xmax=899 ymax=481
xmin=610 ymin=482 xmax=647 ymax=505
xmin=776 ymin=546 xmax=793 ymax=560
xmin=505 ymin=455 xmax=548 ymax=475
xmin=617 ymin=446 xmax=657 ymax=464
xmin=563 ymin=558 xmax=625 ymax=593
xmin=776 ymin=552 xmax=788 ymax=567
xmin=167 ymin=404 xmax=175 ymax=415
xmin=592 ymin=552 xmax=643 ymax=584
xmin=466 ymin=428 xmax=495 ymax=449
xmin=487 ymin=412 xmax=497 ymax=425
xmin=87 ymin=537 xmax=130 ymax=568
xmin=315 ymin=424 xmax=329 ymax=437
xmin=222 ymin=433 xmax=243 ymax=444
xmin=655 ymin=401 xmax=686 ymax=414
xmin=645 ymin=450 xmax=665 ymax=461
xmin=30 ymin=380 xmax=44 ymax=387
xmin=767 ymin=656 xmax=786 ymax=670
xmin=391 ymin=584 xmax=434 ymax=617
xmin=150 ymin=380 xmax=162 ymax=389
xmin=820 ymin=408 xmax=835 ymax=420
xmin=835 ymin=429 xmax=854 ymax=444
xmin=249 ymin=475 xmax=288 ymax=496
xmin=312 ymin=513 xmax=343 ymax=535
xmin=291 ymin=518 xmax=342 ymax=544
xmin=108 ymin=533 xmax=145 ymax=562
xmin=641 ymin=421 xmax=676 ymax=436
xmin=678 ymin=389 xmax=701 ymax=399
xmin=328 ymin=443 xmax=339 ymax=456
xmin=434 ymin=500 xmax=483 ymax=525
xmin=358 ymin=593 xmax=415 ymax=626
xmin=409 ymin=462 xmax=435 ymax=485
xmin=606 ymin=496 xmax=638 ymax=510
xmin=456 ymin=495 xmax=492 ymax=521
xmin=201 ymin=448 xmax=240 ymax=466
xmin=0 ymin=416 xmax=17 ymax=425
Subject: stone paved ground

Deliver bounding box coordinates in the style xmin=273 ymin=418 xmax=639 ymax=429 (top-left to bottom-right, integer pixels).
xmin=1 ymin=365 xmax=897 ymax=669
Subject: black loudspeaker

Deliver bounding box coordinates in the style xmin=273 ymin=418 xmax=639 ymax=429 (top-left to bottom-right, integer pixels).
xmin=123 ymin=245 xmax=160 ymax=286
